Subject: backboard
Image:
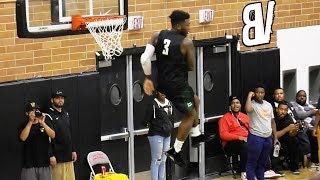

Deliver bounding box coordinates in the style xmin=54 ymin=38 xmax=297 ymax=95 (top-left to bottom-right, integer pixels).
xmin=16 ymin=0 xmax=128 ymax=38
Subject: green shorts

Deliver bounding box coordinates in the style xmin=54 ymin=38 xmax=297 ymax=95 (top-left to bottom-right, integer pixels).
xmin=165 ymin=85 xmax=195 ymax=114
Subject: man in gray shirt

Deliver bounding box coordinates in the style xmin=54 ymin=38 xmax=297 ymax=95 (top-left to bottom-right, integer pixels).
xmin=245 ymin=84 xmax=279 ymax=180
xmin=290 ymin=90 xmax=318 ymax=167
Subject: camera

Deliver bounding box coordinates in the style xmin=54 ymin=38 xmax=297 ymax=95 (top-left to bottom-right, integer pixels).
xmin=35 ymin=110 xmax=43 ymax=118
xmin=295 ymin=121 xmax=304 ymax=130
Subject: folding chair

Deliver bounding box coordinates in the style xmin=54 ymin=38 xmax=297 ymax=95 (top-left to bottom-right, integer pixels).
xmin=87 ymin=151 xmax=115 ymax=180
xmin=218 ymin=139 xmax=238 ymax=179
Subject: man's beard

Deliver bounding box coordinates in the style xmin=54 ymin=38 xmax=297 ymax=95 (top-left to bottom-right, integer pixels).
xmin=53 ymin=102 xmax=63 ymax=108
xmin=297 ymin=100 xmax=306 ymax=106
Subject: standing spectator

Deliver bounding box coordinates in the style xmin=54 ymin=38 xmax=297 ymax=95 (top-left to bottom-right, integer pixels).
xmin=272 ymin=87 xmax=296 ymax=122
xmin=47 ymin=91 xmax=77 ymax=180
xmin=245 ymin=84 xmax=279 ymax=180
xmin=144 ymin=91 xmax=174 ymax=180
xmin=274 ymin=101 xmax=300 ymax=175
xmin=19 ymin=102 xmax=55 ymax=180
xmin=219 ymin=96 xmax=249 ymax=180
xmin=290 ymin=90 xmax=318 ymax=127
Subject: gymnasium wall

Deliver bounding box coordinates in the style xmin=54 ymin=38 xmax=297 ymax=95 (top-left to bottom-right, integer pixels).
xmin=277 ymin=25 xmax=320 ymax=103
xmin=0 ymin=72 xmax=101 ymax=180
xmin=0 ymin=0 xmax=319 ymax=82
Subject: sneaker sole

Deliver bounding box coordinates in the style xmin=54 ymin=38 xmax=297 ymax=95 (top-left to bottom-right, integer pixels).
xmin=265 ymin=175 xmax=282 ymax=179
xmin=165 ymin=151 xmax=186 ymax=167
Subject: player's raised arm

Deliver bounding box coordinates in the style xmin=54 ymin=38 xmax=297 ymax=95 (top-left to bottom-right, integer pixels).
xmin=140 ymin=32 xmax=159 ymax=95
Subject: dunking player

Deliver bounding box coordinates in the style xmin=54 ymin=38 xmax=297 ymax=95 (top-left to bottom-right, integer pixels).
xmin=140 ymin=10 xmax=208 ymax=167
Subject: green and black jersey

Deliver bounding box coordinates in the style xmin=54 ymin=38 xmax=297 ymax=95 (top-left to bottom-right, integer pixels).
xmin=155 ymin=29 xmax=188 ymax=94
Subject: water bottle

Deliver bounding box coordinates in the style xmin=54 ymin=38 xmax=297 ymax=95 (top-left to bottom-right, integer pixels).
xmin=273 ymin=143 xmax=280 ymax=157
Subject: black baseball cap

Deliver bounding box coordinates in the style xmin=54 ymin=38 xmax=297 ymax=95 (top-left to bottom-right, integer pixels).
xmin=51 ymin=90 xmax=66 ymax=98
xmin=228 ymin=95 xmax=240 ymax=105
xmin=25 ymin=102 xmax=40 ymax=112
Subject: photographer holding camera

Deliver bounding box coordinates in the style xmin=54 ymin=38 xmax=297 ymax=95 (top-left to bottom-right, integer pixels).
xmin=18 ymin=102 xmax=55 ymax=180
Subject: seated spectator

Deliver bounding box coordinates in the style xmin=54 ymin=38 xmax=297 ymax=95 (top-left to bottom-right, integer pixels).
xmin=219 ymin=96 xmax=249 ymax=180
xmin=274 ymin=101 xmax=300 ymax=175
xmin=290 ymin=90 xmax=318 ymax=127
xmin=290 ymin=90 xmax=317 ymax=167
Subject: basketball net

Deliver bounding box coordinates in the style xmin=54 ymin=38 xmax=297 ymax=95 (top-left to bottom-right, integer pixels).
xmin=86 ymin=17 xmax=126 ymax=60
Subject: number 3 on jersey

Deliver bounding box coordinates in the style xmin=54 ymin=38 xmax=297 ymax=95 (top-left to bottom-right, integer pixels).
xmin=162 ymin=39 xmax=171 ymax=55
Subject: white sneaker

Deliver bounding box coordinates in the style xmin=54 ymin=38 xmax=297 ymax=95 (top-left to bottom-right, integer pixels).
xmin=311 ymin=163 xmax=319 ymax=168
xmin=241 ymin=172 xmax=247 ymax=180
xmin=317 ymin=166 xmax=320 ymax=171
xmin=264 ymin=170 xmax=282 ymax=179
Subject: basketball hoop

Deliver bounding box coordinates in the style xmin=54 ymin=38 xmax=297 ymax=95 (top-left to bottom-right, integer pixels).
xmin=72 ymin=15 xmax=127 ymax=60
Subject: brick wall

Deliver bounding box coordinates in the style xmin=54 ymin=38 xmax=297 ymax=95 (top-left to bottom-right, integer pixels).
xmin=0 ymin=0 xmax=319 ymax=83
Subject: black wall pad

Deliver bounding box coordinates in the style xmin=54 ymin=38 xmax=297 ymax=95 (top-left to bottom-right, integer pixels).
xmin=166 ymin=128 xmax=190 ymax=180
xmin=202 ymin=45 xmax=229 ymax=117
xmin=238 ymin=51 xmax=260 ymax=104
xmin=238 ymin=48 xmax=280 ymax=104
xmin=204 ymin=121 xmax=223 ymax=158
xmin=134 ymin=135 xmax=151 ymax=172
xmin=204 ymin=121 xmax=226 ymax=174
xmin=193 ymin=36 xmax=239 ymax=47
xmin=76 ymin=72 xmax=101 ymax=180
xmin=132 ymin=53 xmax=154 ymax=130
xmin=260 ymin=48 xmax=281 ymax=103
xmin=99 ymin=56 xmax=127 ymax=135
xmin=230 ymin=43 xmax=241 ymax=98
xmin=0 ymin=82 xmax=26 ymax=180
xmin=101 ymin=140 xmax=129 ymax=174
xmin=24 ymin=78 xmax=52 ymax=111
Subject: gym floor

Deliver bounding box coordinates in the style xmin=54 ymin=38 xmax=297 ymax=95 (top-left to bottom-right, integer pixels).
xmin=199 ymin=168 xmax=317 ymax=180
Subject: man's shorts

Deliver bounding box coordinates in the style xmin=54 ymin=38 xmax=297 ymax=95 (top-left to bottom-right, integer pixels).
xmin=21 ymin=166 xmax=52 ymax=180
xmin=52 ymin=161 xmax=75 ymax=180
xmin=162 ymin=85 xmax=195 ymax=114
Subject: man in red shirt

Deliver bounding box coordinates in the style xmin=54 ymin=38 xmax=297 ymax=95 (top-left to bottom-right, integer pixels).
xmin=219 ymin=96 xmax=249 ymax=180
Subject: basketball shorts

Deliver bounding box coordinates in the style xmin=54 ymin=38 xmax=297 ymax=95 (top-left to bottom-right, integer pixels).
xmin=164 ymin=85 xmax=195 ymax=114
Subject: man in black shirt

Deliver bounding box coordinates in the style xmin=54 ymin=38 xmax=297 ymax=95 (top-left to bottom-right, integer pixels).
xmin=274 ymin=101 xmax=300 ymax=175
xmin=47 ymin=91 xmax=77 ymax=180
xmin=140 ymin=10 xmax=208 ymax=167
xmin=19 ymin=102 xmax=55 ymax=180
